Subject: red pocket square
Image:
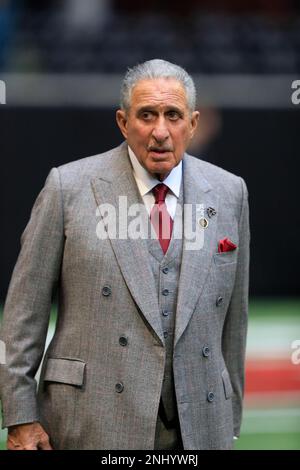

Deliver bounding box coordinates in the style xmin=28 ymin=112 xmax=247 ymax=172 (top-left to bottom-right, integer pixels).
xmin=218 ymin=237 xmax=237 ymax=253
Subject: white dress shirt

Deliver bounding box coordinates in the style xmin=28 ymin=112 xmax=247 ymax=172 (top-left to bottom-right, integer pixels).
xmin=127 ymin=145 xmax=182 ymax=219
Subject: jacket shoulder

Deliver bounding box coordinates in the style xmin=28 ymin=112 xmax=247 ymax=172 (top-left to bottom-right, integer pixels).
xmin=186 ymin=153 xmax=242 ymax=184
xmin=57 ymin=145 xmax=121 ymax=181
xmin=185 ymin=153 xmax=247 ymax=201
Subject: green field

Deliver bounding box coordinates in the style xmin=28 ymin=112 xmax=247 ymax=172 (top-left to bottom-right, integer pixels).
xmin=1 ymin=298 xmax=300 ymax=450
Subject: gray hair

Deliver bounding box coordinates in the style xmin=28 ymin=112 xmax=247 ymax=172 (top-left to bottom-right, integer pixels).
xmin=120 ymin=59 xmax=196 ymax=112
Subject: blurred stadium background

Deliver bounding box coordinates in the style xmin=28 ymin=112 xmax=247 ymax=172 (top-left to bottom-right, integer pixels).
xmin=0 ymin=0 xmax=299 ymax=450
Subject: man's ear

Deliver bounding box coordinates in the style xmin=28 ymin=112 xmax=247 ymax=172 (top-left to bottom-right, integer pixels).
xmin=190 ymin=110 xmax=200 ymax=139
xmin=116 ymin=109 xmax=128 ymax=139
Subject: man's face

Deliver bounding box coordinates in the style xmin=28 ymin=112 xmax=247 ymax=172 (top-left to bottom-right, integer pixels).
xmin=116 ymin=78 xmax=199 ymax=180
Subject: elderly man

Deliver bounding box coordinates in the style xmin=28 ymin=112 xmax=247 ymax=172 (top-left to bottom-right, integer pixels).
xmin=0 ymin=59 xmax=250 ymax=450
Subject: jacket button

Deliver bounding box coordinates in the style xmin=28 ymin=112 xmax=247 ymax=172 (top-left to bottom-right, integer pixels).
xmin=202 ymin=346 xmax=210 ymax=357
xmin=216 ymin=296 xmax=223 ymax=306
xmin=102 ymin=285 xmax=112 ymax=296
xmin=115 ymin=382 xmax=124 ymax=393
xmin=162 ymin=288 xmax=169 ymax=296
xmin=207 ymin=391 xmax=215 ymax=402
xmin=162 ymin=267 xmax=169 ymax=274
xmin=163 ymin=331 xmax=169 ymax=339
xmin=119 ymin=336 xmax=128 ymax=346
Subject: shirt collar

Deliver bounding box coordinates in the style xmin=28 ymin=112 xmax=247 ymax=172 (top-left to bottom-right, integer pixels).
xmin=127 ymin=145 xmax=182 ymax=198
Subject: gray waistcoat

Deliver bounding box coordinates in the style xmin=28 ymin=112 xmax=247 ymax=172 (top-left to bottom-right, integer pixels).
xmin=147 ymin=184 xmax=184 ymax=422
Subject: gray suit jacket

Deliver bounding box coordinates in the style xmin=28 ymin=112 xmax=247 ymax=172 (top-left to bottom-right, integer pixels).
xmin=0 ymin=142 xmax=250 ymax=449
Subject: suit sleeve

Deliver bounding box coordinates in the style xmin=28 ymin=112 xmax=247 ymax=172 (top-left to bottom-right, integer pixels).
xmin=221 ymin=177 xmax=250 ymax=438
xmin=0 ymin=168 xmax=65 ymax=428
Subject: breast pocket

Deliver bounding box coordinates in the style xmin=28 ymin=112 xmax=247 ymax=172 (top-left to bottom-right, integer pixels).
xmin=213 ymin=248 xmax=238 ymax=267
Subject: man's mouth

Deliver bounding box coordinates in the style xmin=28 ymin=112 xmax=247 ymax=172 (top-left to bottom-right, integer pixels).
xmin=148 ymin=147 xmax=172 ymax=154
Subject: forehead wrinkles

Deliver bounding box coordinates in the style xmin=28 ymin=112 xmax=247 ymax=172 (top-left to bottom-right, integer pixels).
xmin=131 ymin=79 xmax=188 ymax=109
xmin=135 ymin=92 xmax=185 ymax=107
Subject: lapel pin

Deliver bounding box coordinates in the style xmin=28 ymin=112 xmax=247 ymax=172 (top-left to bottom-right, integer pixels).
xmin=198 ymin=217 xmax=209 ymax=228
xmin=207 ymin=207 xmax=216 ymax=218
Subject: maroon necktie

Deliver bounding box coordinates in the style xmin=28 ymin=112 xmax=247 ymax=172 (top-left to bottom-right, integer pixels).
xmin=150 ymin=183 xmax=174 ymax=254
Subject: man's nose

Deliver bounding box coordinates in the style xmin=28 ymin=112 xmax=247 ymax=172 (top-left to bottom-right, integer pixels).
xmin=152 ymin=118 xmax=170 ymax=143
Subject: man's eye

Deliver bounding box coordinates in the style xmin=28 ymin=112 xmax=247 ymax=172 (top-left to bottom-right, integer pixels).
xmin=168 ymin=112 xmax=180 ymax=120
xmin=141 ymin=112 xmax=153 ymax=120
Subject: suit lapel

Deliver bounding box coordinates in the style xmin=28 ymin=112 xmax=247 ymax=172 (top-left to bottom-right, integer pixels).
xmin=90 ymin=144 xmax=164 ymax=345
xmin=174 ymin=154 xmax=220 ymax=347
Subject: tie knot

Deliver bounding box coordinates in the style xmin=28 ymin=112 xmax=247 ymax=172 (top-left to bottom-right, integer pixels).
xmin=152 ymin=183 xmax=169 ymax=203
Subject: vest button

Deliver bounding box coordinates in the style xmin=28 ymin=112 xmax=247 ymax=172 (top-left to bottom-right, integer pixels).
xmin=162 ymin=267 xmax=169 ymax=274
xmin=102 ymin=285 xmax=112 ymax=296
xmin=115 ymin=382 xmax=124 ymax=393
xmin=216 ymin=296 xmax=223 ymax=306
xmin=207 ymin=391 xmax=215 ymax=402
xmin=119 ymin=336 xmax=128 ymax=346
xmin=163 ymin=331 xmax=169 ymax=339
xmin=202 ymin=346 xmax=210 ymax=357
xmin=162 ymin=309 xmax=169 ymax=317
xmin=162 ymin=289 xmax=169 ymax=296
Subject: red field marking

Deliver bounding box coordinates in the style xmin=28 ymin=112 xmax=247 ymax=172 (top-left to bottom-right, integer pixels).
xmin=245 ymin=359 xmax=300 ymax=394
